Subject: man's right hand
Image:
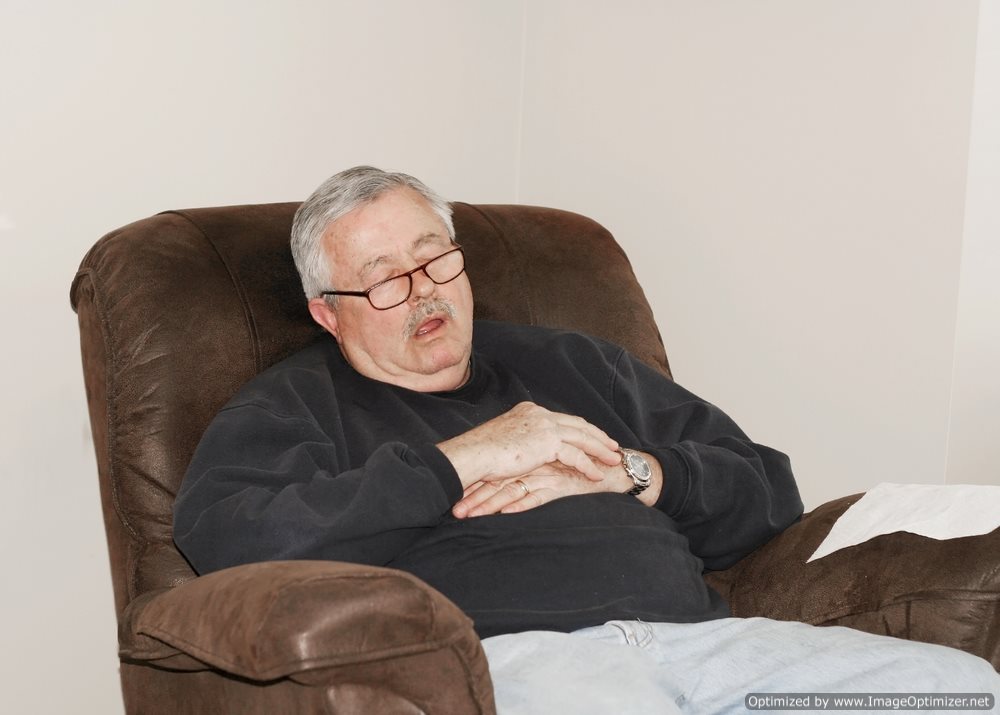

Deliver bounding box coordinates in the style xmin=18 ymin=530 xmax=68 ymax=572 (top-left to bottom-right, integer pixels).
xmin=436 ymin=401 xmax=621 ymax=489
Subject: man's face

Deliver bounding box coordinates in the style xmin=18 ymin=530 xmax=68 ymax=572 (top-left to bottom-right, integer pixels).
xmin=307 ymin=187 xmax=475 ymax=393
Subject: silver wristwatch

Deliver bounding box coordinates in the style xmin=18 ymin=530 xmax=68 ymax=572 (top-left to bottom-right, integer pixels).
xmin=619 ymin=448 xmax=652 ymax=496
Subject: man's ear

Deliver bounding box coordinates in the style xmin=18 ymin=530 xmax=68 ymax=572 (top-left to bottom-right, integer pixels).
xmin=308 ymin=297 xmax=341 ymax=342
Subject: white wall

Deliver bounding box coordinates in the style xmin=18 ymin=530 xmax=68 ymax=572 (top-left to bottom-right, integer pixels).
xmin=947 ymin=0 xmax=1000 ymax=486
xmin=517 ymin=0 xmax=989 ymax=508
xmin=0 ymin=2 xmax=523 ymax=712
xmin=1 ymin=1 xmax=994 ymax=712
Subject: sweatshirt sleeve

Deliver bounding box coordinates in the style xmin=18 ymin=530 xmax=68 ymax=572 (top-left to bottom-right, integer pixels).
xmin=610 ymin=349 xmax=804 ymax=571
xmin=173 ymin=399 xmax=464 ymax=575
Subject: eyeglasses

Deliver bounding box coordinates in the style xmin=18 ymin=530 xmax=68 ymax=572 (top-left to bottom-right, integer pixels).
xmin=321 ymin=246 xmax=466 ymax=310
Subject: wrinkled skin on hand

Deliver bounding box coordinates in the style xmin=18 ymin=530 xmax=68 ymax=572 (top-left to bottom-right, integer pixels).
xmin=453 ymin=459 xmax=631 ymax=518
xmin=438 ymin=401 xmax=622 ymax=488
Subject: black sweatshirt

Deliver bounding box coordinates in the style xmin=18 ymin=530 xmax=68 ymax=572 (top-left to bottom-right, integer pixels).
xmin=174 ymin=321 xmax=803 ymax=637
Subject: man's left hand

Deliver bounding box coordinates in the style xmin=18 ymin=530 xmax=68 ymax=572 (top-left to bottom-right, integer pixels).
xmin=452 ymin=452 xmax=662 ymax=518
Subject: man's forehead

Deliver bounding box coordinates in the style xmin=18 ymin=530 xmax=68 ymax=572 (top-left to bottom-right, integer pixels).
xmin=357 ymin=232 xmax=449 ymax=278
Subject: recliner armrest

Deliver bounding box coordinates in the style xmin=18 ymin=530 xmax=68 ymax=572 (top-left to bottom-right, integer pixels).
xmin=119 ymin=560 xmax=492 ymax=690
xmin=705 ymin=495 xmax=1000 ymax=670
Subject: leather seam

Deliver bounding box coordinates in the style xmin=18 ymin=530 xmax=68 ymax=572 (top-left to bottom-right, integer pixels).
xmin=800 ymin=589 xmax=1000 ymax=626
xmin=161 ymin=209 xmax=263 ymax=372
xmin=137 ymin=624 xmax=467 ymax=682
xmin=74 ymin=267 xmax=148 ymax=605
xmin=445 ymin=641 xmax=492 ymax=715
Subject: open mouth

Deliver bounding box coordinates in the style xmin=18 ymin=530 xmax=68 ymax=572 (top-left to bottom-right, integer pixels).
xmin=404 ymin=299 xmax=458 ymax=339
xmin=415 ymin=317 xmax=445 ymax=337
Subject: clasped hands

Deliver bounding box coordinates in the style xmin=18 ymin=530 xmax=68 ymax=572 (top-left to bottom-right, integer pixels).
xmin=437 ymin=401 xmax=656 ymax=519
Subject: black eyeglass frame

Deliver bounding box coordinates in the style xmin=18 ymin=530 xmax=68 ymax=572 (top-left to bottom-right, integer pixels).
xmin=320 ymin=245 xmax=466 ymax=311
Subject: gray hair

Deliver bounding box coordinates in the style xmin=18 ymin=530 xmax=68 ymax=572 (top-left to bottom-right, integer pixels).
xmin=290 ymin=166 xmax=455 ymax=300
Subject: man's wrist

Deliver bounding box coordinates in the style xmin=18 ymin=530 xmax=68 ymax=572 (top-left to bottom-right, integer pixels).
xmin=437 ymin=437 xmax=489 ymax=489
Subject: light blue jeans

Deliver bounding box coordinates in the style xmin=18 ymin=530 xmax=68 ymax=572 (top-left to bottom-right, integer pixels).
xmin=482 ymin=618 xmax=1000 ymax=715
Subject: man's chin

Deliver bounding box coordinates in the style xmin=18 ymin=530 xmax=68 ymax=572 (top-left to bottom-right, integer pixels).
xmin=341 ymin=332 xmax=472 ymax=391
xmin=412 ymin=346 xmax=472 ymax=390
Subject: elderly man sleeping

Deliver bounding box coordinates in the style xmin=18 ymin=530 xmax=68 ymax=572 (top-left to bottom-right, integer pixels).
xmin=173 ymin=166 xmax=998 ymax=714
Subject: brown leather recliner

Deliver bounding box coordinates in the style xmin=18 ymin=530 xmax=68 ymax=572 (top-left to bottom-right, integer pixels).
xmin=71 ymin=203 xmax=1000 ymax=714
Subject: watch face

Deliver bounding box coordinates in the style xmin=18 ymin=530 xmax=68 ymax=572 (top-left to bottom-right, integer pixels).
xmin=625 ymin=451 xmax=652 ymax=480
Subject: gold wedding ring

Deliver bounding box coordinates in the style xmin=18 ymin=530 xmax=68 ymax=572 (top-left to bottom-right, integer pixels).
xmin=514 ymin=479 xmax=530 ymax=497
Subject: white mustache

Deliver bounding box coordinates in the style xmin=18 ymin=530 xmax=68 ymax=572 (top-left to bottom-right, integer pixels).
xmin=403 ymin=299 xmax=457 ymax=338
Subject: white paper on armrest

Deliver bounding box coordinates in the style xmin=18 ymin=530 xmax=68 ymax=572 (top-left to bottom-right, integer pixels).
xmin=807 ymin=482 xmax=1000 ymax=563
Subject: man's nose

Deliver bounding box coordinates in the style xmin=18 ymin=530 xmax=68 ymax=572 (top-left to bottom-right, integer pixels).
xmin=409 ymin=267 xmax=436 ymax=301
